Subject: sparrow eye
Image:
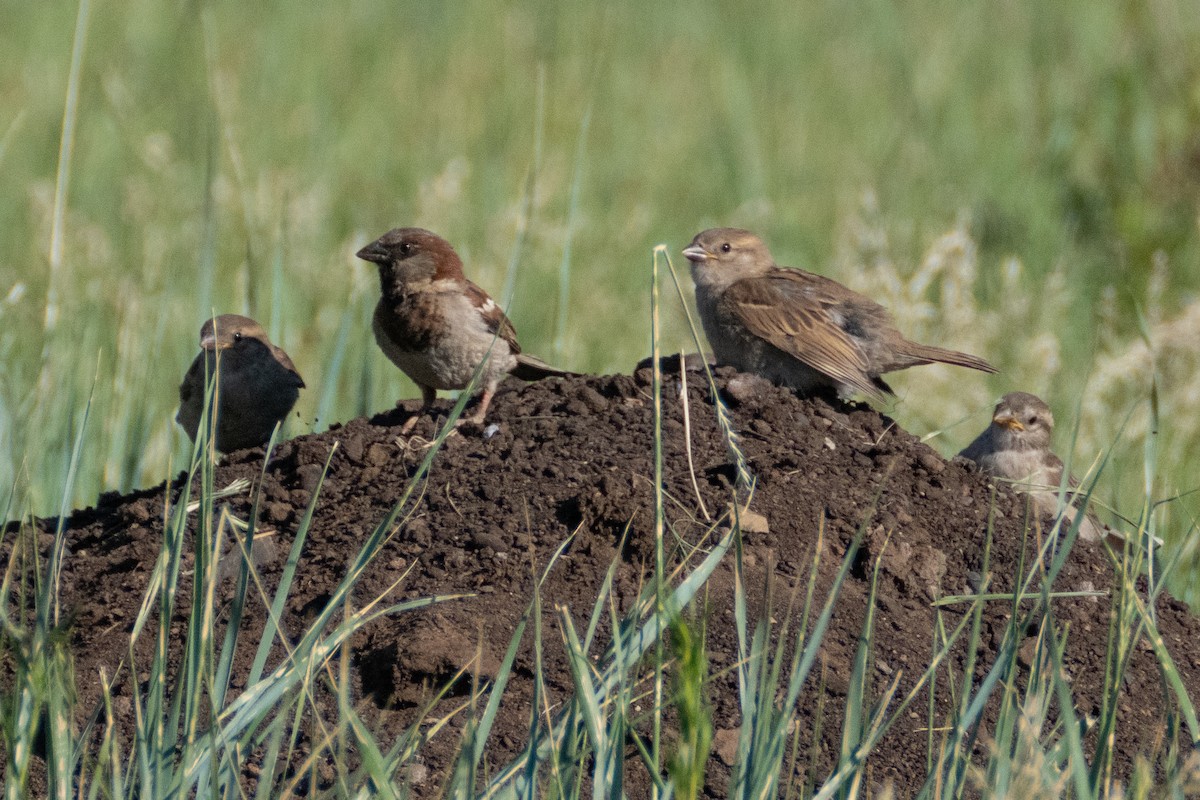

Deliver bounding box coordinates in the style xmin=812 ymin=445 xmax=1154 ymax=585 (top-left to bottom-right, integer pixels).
xmin=398 ymin=242 xmax=413 ymax=256
xmin=233 ymin=332 xmax=243 ymax=342
xmin=721 ymin=243 xmax=732 ymax=253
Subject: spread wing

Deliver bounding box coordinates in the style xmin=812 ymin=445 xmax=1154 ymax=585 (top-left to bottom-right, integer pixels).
xmin=721 ymin=271 xmax=884 ymax=399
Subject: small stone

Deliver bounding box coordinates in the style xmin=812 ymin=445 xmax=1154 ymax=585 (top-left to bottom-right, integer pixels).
xmin=405 ymin=762 xmax=429 ymax=786
xmin=814 ymin=406 xmax=851 ymax=428
xmin=123 ymin=500 xmax=151 ymax=523
xmin=577 ymin=386 xmax=609 ymax=413
xmin=750 ymin=418 xmax=773 ymax=436
xmin=563 ymin=399 xmax=590 ymax=415
xmin=297 ymin=463 xmax=324 ymax=495
xmin=366 ymin=443 xmax=392 ymax=467
xmin=966 ymin=571 xmax=983 ymax=593
xmin=724 ymin=373 xmax=774 ymax=405
xmin=914 ymin=547 xmax=947 ymax=598
xmin=731 ymin=504 xmax=769 ymax=534
xmin=915 ymin=449 xmax=945 ymax=474
xmin=713 ymin=727 xmax=741 ymax=766
xmin=405 ymin=518 xmax=432 ymax=547
xmin=471 ymin=528 xmax=509 ymax=553
xmin=266 ymin=503 xmax=291 ymax=524
xmin=1018 ymin=638 xmax=1041 ymax=669
xmin=341 ymin=434 xmax=365 ymax=464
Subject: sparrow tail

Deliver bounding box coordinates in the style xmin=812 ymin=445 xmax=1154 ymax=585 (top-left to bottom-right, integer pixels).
xmin=892 ymin=342 xmax=997 ymax=374
xmin=511 ymin=353 xmax=577 ymax=381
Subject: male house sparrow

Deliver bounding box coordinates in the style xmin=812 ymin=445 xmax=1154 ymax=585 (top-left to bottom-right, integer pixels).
xmin=958 ymin=392 xmax=1110 ymax=544
xmin=682 ymin=228 xmax=996 ymax=400
xmin=177 ymin=314 xmax=305 ymax=452
xmin=356 ymin=227 xmax=572 ymax=433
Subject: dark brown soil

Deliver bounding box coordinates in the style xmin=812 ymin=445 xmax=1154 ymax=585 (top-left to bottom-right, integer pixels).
xmin=5 ymin=360 xmax=1199 ymax=796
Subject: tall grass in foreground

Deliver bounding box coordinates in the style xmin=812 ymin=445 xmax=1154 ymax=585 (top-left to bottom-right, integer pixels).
xmin=0 ymin=246 xmax=1197 ymax=798
xmin=2 ymin=391 xmax=1196 ymax=796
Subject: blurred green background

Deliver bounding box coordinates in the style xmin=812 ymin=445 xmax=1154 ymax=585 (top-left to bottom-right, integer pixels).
xmin=2 ymin=1 xmax=1198 ymax=592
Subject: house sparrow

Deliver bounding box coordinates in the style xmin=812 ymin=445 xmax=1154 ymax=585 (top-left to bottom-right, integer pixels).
xmin=177 ymin=314 xmax=305 ymax=452
xmin=356 ymin=227 xmax=573 ymax=433
xmin=958 ymin=392 xmax=1117 ymax=545
xmin=682 ymin=228 xmax=996 ymax=401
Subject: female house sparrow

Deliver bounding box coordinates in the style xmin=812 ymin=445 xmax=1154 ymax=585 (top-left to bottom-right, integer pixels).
xmin=177 ymin=314 xmax=305 ymax=452
xmin=682 ymin=228 xmax=996 ymax=401
xmin=958 ymin=392 xmax=1108 ymax=543
xmin=356 ymin=227 xmax=572 ymax=433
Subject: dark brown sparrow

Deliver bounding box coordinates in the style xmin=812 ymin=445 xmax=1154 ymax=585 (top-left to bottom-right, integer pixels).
xmin=682 ymin=228 xmax=996 ymax=400
xmin=959 ymin=392 xmax=1113 ymax=544
xmin=356 ymin=227 xmax=573 ymax=433
xmin=177 ymin=314 xmax=305 ymax=452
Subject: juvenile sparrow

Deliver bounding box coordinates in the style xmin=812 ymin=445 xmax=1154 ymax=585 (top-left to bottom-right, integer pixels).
xmin=682 ymin=228 xmax=996 ymax=401
xmin=958 ymin=392 xmax=1109 ymax=544
xmin=177 ymin=314 xmax=305 ymax=452
xmin=356 ymin=227 xmax=573 ymax=433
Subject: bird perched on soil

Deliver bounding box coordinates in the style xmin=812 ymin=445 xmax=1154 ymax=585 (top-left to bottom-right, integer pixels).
xmin=356 ymin=227 xmax=573 ymax=433
xmin=177 ymin=314 xmax=305 ymax=452
xmin=958 ymin=391 xmax=1126 ymax=547
xmin=682 ymin=228 xmax=996 ymax=401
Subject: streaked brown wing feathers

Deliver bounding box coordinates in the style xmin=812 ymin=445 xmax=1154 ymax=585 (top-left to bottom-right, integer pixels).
xmin=463 ymin=281 xmax=522 ymax=355
xmin=723 ymin=274 xmax=881 ymax=398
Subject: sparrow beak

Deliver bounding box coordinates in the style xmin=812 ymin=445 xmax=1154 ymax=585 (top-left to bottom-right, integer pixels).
xmin=682 ymin=245 xmax=709 ymax=263
xmin=993 ymin=412 xmax=1024 ymax=431
xmin=355 ymin=242 xmax=390 ymax=264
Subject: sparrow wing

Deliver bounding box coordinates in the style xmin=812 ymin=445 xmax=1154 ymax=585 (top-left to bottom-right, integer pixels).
xmin=1042 ymin=452 xmax=1068 ymax=487
xmin=1042 ymin=452 xmax=1110 ymax=542
xmin=179 ymin=354 xmax=205 ymax=404
xmin=463 ymin=282 xmax=522 ymax=355
xmin=270 ymin=345 xmax=306 ymax=389
xmin=722 ymin=271 xmax=884 ymax=399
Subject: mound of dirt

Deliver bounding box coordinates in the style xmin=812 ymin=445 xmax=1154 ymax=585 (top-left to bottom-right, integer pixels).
xmin=6 ymin=360 xmax=1199 ymax=796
